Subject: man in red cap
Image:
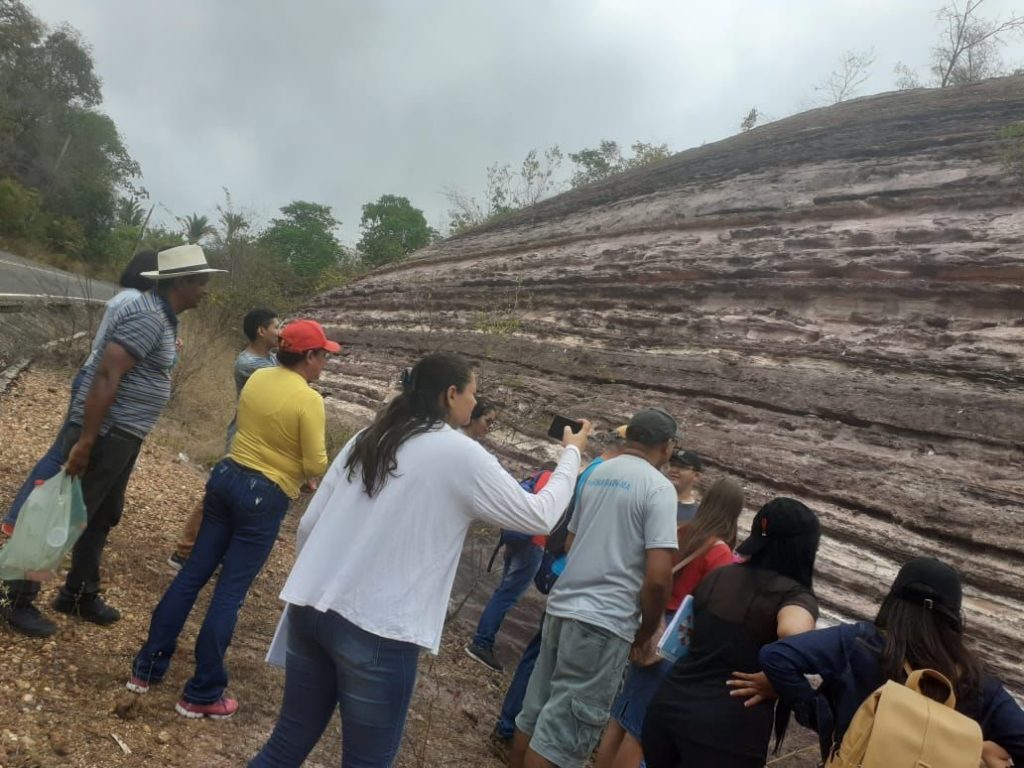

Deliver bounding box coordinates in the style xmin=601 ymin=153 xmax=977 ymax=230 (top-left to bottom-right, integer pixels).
xmin=127 ymin=319 xmax=340 ymax=720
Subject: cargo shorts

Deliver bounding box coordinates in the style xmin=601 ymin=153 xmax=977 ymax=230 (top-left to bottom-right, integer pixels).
xmin=515 ymin=613 xmax=631 ymax=768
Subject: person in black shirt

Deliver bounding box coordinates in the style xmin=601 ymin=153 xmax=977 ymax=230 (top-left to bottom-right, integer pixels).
xmin=642 ymin=498 xmax=821 ymax=768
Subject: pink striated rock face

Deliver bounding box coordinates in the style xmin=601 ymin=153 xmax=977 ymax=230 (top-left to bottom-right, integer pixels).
xmin=309 ymin=76 xmax=1024 ymax=693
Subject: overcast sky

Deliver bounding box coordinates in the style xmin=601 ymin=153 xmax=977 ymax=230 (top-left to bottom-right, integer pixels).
xmin=27 ymin=0 xmax=1024 ymax=243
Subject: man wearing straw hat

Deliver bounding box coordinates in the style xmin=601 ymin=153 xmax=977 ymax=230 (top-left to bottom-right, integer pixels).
xmin=1 ymin=245 xmax=225 ymax=638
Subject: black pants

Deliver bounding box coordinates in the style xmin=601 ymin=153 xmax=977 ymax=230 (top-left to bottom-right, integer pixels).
xmin=3 ymin=423 xmax=142 ymax=602
xmin=642 ymin=712 xmax=764 ymax=768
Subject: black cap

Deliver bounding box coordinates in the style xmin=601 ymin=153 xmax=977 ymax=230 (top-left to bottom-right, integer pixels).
xmin=670 ymin=449 xmax=703 ymax=471
xmin=890 ymin=557 xmax=963 ymax=623
xmin=736 ymin=497 xmax=820 ymax=557
xmin=626 ymin=407 xmax=678 ymax=445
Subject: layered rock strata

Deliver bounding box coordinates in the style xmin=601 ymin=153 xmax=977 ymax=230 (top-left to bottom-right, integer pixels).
xmin=309 ymin=77 xmax=1024 ymax=691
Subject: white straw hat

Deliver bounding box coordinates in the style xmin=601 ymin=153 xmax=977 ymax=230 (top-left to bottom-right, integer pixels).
xmin=140 ymin=244 xmax=227 ymax=280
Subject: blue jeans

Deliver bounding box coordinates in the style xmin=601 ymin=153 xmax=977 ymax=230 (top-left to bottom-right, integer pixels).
xmin=132 ymin=459 xmax=289 ymax=703
xmin=472 ymin=541 xmax=543 ymax=651
xmin=249 ymin=605 xmax=421 ymax=768
xmin=3 ymin=371 xmax=84 ymax=527
xmin=496 ymin=624 xmax=543 ymax=740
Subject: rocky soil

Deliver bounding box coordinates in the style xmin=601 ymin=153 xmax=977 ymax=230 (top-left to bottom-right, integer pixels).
xmin=309 ymin=77 xmax=1024 ymax=694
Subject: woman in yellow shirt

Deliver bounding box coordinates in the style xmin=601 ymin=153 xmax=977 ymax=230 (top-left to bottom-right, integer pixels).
xmin=126 ymin=319 xmax=339 ymax=719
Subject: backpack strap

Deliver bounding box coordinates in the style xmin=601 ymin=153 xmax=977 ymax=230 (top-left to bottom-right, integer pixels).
xmin=486 ymin=538 xmax=503 ymax=572
xmin=672 ymin=538 xmax=723 ymax=574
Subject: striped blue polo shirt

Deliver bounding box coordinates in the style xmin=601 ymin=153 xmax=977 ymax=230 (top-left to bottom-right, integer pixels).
xmin=69 ymin=289 xmax=179 ymax=440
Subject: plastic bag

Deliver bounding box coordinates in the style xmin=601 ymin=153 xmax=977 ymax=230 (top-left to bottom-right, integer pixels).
xmin=0 ymin=471 xmax=87 ymax=581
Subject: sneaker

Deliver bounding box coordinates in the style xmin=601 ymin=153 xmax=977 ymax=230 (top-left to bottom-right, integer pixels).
xmin=465 ymin=644 xmax=503 ymax=673
xmin=175 ymin=697 xmax=239 ymax=720
xmin=0 ymin=521 xmax=13 ymax=537
xmin=1 ymin=601 xmax=56 ymax=638
xmin=125 ymin=675 xmax=159 ymax=694
xmin=52 ymin=588 xmax=121 ymax=625
xmin=167 ymin=552 xmax=187 ymax=572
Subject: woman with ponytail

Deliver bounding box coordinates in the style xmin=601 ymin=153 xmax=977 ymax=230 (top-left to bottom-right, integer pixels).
xmin=250 ymin=352 xmax=592 ymax=768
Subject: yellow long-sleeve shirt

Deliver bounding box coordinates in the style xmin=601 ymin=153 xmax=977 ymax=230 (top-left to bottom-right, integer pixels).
xmin=230 ymin=366 xmax=327 ymax=499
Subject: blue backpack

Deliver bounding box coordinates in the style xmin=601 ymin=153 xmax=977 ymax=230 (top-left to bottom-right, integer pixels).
xmin=486 ymin=472 xmax=547 ymax=571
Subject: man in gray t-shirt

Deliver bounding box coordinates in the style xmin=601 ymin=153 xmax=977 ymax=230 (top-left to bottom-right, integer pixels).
xmin=513 ymin=408 xmax=679 ymax=768
xmin=545 ymin=454 xmax=678 ymax=640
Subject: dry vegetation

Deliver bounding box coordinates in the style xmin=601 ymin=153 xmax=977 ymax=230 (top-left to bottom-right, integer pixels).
xmin=0 ymin=341 xmax=821 ymax=767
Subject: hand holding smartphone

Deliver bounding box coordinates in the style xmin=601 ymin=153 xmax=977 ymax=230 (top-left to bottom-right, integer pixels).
xmin=547 ymin=415 xmax=584 ymax=440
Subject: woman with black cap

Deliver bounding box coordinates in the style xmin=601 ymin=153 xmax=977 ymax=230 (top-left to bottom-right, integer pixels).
xmin=758 ymin=557 xmax=1024 ymax=767
xmin=641 ymin=497 xmax=823 ymax=768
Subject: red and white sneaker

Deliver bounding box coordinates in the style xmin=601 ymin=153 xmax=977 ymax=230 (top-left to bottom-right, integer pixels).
xmin=175 ymin=697 xmax=239 ymax=720
xmin=125 ymin=676 xmax=151 ymax=694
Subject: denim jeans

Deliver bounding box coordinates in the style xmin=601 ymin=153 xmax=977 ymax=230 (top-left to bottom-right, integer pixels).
xmin=3 ymin=371 xmax=84 ymax=527
xmin=132 ymin=459 xmax=289 ymax=704
xmin=496 ymin=624 xmax=543 ymax=739
xmin=472 ymin=541 xmax=543 ymax=651
xmin=249 ymin=605 xmax=421 ymax=768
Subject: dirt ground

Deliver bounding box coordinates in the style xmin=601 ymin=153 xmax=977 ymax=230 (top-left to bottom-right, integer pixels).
xmin=0 ymin=364 xmax=819 ymax=768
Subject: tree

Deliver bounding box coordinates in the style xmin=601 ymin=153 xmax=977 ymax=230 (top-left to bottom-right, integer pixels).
xmin=178 ymin=213 xmax=216 ymax=244
xmin=740 ymin=108 xmax=760 ymax=133
xmin=894 ymin=61 xmax=923 ymax=90
xmin=356 ymin=194 xmax=433 ymax=267
xmin=259 ymin=200 xmax=343 ymax=279
xmin=817 ymin=49 xmax=875 ymax=103
xmin=116 ymin=197 xmax=145 ymax=226
xmin=568 ymin=140 xmax=671 ymax=188
xmin=569 ymin=140 xmax=624 ymax=187
xmin=624 ymin=141 xmax=672 ymax=169
xmin=445 ymin=146 xmax=563 ymax=234
xmin=0 ymin=1 xmax=139 ymax=259
xmin=932 ymin=0 xmax=1024 ymax=87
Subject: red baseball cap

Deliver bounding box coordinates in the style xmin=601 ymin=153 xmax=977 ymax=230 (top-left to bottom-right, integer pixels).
xmin=279 ymin=319 xmax=341 ymax=354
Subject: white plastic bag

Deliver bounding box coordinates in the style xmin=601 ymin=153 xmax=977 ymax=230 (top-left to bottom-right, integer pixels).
xmin=0 ymin=471 xmax=87 ymax=581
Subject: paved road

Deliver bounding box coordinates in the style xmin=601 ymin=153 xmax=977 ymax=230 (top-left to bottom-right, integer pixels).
xmin=0 ymin=250 xmax=117 ymax=304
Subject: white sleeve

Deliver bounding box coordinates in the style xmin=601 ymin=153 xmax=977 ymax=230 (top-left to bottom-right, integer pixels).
xmin=469 ymin=444 xmax=581 ymax=533
xmin=295 ymin=432 xmax=358 ymax=553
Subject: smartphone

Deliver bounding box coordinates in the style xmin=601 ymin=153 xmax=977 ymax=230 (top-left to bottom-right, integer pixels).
xmin=547 ymin=415 xmax=584 ymax=440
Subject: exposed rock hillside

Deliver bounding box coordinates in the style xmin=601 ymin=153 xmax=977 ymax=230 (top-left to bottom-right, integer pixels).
xmin=309 ymin=77 xmax=1024 ymax=691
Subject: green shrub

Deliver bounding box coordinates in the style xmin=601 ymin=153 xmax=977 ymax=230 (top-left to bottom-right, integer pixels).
xmin=0 ymin=177 xmax=45 ymax=239
xmin=45 ymin=215 xmax=87 ymax=257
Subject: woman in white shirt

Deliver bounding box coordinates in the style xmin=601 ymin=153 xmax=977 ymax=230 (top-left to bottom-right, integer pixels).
xmin=249 ymin=352 xmax=590 ymax=768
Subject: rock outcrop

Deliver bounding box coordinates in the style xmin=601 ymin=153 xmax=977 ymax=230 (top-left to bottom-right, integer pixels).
xmin=309 ymin=77 xmax=1024 ymax=691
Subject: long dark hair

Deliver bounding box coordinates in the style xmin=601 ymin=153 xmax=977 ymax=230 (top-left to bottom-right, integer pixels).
xmin=677 ymin=477 xmax=744 ymax=562
xmin=119 ymin=250 xmax=157 ymax=291
xmin=747 ymin=530 xmax=820 ymax=591
xmin=345 ymin=352 xmax=475 ymax=497
xmin=875 ymin=594 xmax=982 ymax=704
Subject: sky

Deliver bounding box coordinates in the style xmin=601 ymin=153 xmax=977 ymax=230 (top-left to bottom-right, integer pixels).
xmin=26 ymin=0 xmax=1024 ymax=243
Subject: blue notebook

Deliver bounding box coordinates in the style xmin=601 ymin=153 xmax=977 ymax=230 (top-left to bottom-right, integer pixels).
xmin=656 ymin=594 xmax=694 ymax=663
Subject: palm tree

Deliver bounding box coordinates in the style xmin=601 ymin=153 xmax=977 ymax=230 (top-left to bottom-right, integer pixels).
xmin=117 ymin=197 xmax=145 ymax=227
xmin=179 ymin=213 xmax=216 ymax=244
xmin=219 ymin=210 xmax=249 ymax=243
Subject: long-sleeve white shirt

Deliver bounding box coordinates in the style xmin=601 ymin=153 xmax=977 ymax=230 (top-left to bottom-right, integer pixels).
xmin=274 ymin=423 xmax=581 ymax=653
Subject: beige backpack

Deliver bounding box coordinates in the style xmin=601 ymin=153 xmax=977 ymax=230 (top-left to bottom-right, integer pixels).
xmin=826 ymin=668 xmax=983 ymax=768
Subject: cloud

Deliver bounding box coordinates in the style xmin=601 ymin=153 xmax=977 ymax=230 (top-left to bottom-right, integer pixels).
xmin=26 ymin=0 xmax=1024 ymax=242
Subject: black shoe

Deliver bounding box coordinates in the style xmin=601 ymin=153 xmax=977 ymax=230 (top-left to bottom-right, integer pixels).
xmin=465 ymin=644 xmax=504 ymax=672
xmin=2 ymin=601 xmax=57 ymax=638
xmin=167 ymin=552 xmax=187 ymax=572
xmin=52 ymin=588 xmax=121 ymax=625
